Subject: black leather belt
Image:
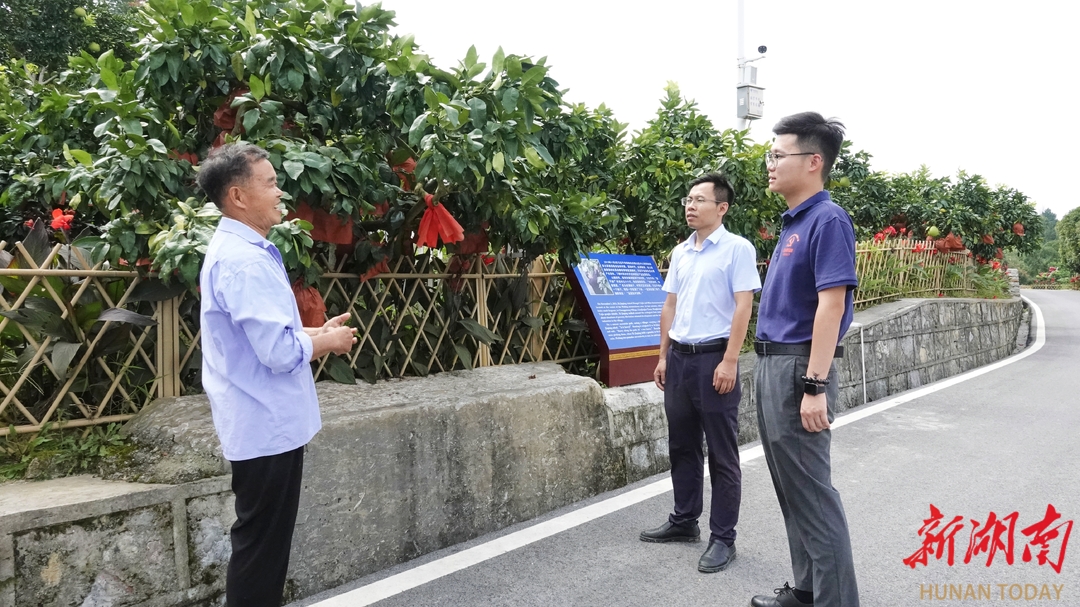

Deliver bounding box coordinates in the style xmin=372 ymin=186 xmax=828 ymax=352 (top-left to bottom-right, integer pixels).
xmin=754 ymin=340 xmax=844 ymax=358
xmin=670 ymin=338 xmax=728 ymax=354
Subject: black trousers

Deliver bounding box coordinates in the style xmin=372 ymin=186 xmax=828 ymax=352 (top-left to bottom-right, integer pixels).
xmin=227 ymin=446 xmax=305 ymax=607
xmin=664 ymin=348 xmax=742 ymax=544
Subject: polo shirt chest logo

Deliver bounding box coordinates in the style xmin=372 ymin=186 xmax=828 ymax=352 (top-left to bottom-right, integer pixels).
xmin=782 ymin=233 xmax=801 ymax=257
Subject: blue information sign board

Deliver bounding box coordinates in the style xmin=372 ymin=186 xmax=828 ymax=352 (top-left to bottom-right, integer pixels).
xmin=568 ymin=254 xmax=666 ymax=385
xmin=570 ymin=254 xmax=666 ymax=350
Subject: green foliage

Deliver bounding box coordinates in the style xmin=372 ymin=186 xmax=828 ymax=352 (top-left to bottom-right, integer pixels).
xmin=831 ymin=154 xmax=1043 ymax=264
xmin=1004 ymin=211 xmax=1062 ymax=283
xmin=0 ymin=0 xmax=632 ymax=289
xmin=616 ymin=84 xmax=783 ymax=259
xmin=1040 ymin=209 xmax=1058 ymax=241
xmin=1057 ymin=207 xmax=1080 ymax=275
xmin=1 ymin=422 xmax=132 ymax=479
xmin=0 ymin=223 xmax=160 ymax=425
xmin=0 ymin=0 xmax=139 ymax=73
xmin=1030 ymin=266 xmax=1079 ymax=289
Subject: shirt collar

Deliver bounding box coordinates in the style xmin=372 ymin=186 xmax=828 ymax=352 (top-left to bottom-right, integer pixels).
xmin=217 ymin=217 xmax=272 ymax=249
xmin=680 ymin=224 xmax=728 ymax=250
xmin=782 ymin=190 xmax=832 ymax=224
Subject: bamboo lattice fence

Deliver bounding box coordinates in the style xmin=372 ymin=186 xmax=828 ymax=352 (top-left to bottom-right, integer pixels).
xmin=853 ymin=238 xmax=973 ymax=308
xmin=1 ymin=237 xmax=975 ymax=436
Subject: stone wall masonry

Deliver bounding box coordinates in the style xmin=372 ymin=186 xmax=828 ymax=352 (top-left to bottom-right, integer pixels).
xmin=0 ymin=297 xmax=1024 ymax=607
xmin=604 ymin=297 xmax=1026 ymax=482
xmin=2 ymin=362 xmax=621 ymax=607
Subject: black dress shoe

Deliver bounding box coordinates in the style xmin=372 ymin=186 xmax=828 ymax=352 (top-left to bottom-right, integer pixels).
xmin=697 ymin=539 xmax=736 ymax=572
xmin=639 ymin=520 xmax=700 ymax=543
xmin=750 ymin=583 xmax=813 ymax=607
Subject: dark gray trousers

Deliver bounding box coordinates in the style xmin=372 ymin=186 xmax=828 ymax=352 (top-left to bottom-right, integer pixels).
xmin=754 ymin=354 xmax=859 ymax=607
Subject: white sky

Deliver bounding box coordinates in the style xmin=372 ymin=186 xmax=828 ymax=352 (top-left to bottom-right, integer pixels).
xmin=382 ymin=0 xmax=1079 ymax=221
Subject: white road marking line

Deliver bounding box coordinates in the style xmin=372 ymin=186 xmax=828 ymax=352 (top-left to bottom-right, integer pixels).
xmin=312 ymin=297 xmax=1045 ymax=606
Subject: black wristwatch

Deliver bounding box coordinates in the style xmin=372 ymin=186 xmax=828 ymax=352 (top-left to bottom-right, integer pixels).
xmin=801 ymin=374 xmax=828 ymax=396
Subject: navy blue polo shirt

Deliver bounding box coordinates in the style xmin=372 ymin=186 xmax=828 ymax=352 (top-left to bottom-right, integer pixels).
xmin=756 ymin=190 xmax=858 ymax=344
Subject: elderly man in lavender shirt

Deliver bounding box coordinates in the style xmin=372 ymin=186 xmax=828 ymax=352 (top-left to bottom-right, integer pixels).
xmin=196 ymin=142 xmax=356 ymax=607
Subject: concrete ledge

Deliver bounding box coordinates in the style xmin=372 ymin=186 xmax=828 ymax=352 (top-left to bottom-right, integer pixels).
xmin=2 ymin=362 xmax=619 ymax=606
xmin=603 ymin=297 xmax=1026 ymax=482
xmin=0 ymin=297 xmax=1024 ymax=606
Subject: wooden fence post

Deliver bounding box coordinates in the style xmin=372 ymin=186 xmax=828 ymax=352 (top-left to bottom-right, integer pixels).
xmin=526 ymin=257 xmax=547 ymax=361
xmin=156 ymin=296 xmax=182 ymax=398
xmin=475 ymin=258 xmax=491 ymax=367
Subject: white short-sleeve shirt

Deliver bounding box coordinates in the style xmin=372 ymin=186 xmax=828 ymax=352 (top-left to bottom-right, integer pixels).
xmin=662 ymin=225 xmax=762 ymax=344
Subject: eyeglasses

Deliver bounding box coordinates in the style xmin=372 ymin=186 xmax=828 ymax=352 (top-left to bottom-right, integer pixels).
xmin=680 ymin=197 xmax=725 ymax=207
xmin=765 ymin=151 xmax=816 ymax=167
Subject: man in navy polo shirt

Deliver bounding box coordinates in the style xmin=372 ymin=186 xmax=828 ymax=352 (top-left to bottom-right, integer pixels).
xmin=640 ymin=173 xmax=761 ymax=574
xmin=750 ymin=113 xmax=860 ymax=607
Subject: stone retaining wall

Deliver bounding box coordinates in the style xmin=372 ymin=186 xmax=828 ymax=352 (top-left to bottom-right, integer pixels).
xmin=604 ymin=297 xmax=1026 ymax=482
xmin=0 ymin=297 xmax=1025 ymax=607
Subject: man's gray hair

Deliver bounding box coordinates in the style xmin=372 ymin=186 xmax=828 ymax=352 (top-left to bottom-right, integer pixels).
xmin=195 ymin=142 xmax=270 ymax=207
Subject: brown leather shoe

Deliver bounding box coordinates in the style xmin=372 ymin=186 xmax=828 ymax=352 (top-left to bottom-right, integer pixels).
xmin=639 ymin=520 xmax=700 ymax=543
xmin=750 ymin=583 xmax=813 ymax=607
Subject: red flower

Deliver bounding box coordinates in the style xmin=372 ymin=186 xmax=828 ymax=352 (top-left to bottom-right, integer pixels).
xmin=884 ymin=226 xmax=897 ymax=237
xmin=874 ymin=232 xmax=886 ymax=242
xmin=912 ymin=243 xmax=925 ymax=253
xmin=937 ymin=292 xmax=945 ymax=297
xmin=899 ymin=227 xmax=907 ymax=235
xmin=24 ymin=219 xmax=35 ymax=228
xmin=50 ymin=208 xmax=75 ymax=230
xmin=991 ymin=261 xmax=1001 ymax=270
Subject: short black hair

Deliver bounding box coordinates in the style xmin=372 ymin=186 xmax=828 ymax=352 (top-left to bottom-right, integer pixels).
xmin=195 ymin=142 xmax=270 ymax=207
xmin=688 ymin=172 xmax=735 ymax=206
xmin=772 ymin=112 xmax=845 ymax=182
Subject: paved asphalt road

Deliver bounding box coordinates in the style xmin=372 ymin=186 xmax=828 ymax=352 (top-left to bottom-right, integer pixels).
xmin=293 ymin=290 xmax=1079 ymax=607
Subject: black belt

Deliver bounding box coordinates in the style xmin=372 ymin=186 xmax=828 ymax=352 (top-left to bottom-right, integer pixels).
xmin=670 ymin=338 xmax=728 ymax=354
xmin=754 ymin=340 xmax=844 ymax=358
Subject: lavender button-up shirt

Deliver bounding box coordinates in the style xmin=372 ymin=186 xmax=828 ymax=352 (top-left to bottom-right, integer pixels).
xmin=199 ymin=218 xmax=320 ymax=461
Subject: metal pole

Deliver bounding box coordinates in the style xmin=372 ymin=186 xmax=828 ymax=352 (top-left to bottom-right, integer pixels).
xmin=736 ymin=0 xmax=748 ymax=131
